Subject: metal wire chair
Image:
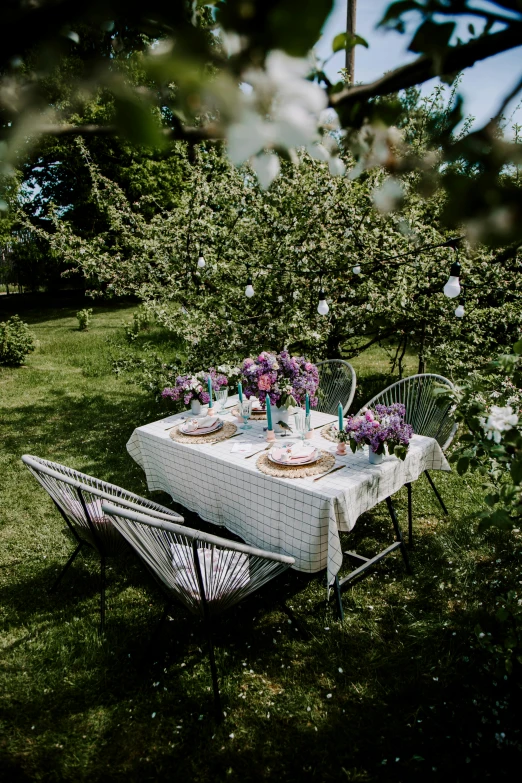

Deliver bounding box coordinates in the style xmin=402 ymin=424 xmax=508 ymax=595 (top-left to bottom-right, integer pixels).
xmin=22 ymin=454 xmax=183 ymax=632
xmin=101 ymin=502 xmax=295 ymax=720
xmin=316 ymin=359 xmax=357 ymax=415
xmin=357 ymin=373 xmax=457 ymax=541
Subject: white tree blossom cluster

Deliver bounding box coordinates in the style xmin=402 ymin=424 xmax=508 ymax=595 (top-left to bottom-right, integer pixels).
xmin=480 ymin=405 xmax=519 ymax=444
xmin=226 ymin=51 xmax=345 ymax=189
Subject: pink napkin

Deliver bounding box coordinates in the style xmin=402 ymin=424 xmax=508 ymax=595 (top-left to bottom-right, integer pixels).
xmin=272 ymin=444 xmax=316 ymax=464
xmin=183 ymin=416 xmax=219 ymax=434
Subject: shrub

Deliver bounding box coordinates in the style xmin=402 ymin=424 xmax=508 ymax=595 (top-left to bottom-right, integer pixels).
xmin=0 ymin=315 xmax=35 ymax=366
xmin=76 ymin=308 xmax=93 ymax=331
xmin=124 ymin=307 xmax=150 ymax=342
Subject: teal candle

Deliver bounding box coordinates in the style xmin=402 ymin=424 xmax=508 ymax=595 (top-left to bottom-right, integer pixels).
xmin=266 ymin=394 xmax=273 ymax=431
xmin=305 ymin=392 xmax=310 ymax=417
xmin=238 ymin=382 xmax=243 ymax=402
xmin=207 ymin=376 xmax=213 ymax=407
xmin=338 ymin=401 xmax=343 ymax=432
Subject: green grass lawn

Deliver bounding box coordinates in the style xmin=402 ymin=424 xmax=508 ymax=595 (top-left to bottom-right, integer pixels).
xmin=1 ymin=300 xmax=521 ymax=782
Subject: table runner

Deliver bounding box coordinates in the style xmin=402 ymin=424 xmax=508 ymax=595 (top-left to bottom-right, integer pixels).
xmin=127 ymin=406 xmax=450 ymax=586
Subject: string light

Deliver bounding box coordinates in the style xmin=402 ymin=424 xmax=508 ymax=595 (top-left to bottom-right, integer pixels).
xmin=455 ymin=304 xmax=465 ymax=318
xmin=352 ymin=264 xmax=361 ymax=275
xmin=197 ymin=254 xmax=206 ymax=268
xmin=443 ymin=249 xmax=461 ymax=298
xmin=317 ymin=275 xmax=329 ymax=315
xmin=245 ymin=268 xmax=254 ymax=298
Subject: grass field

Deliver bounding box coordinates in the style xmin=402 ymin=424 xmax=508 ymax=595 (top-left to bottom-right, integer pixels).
xmin=1 ymin=298 xmax=521 ymax=782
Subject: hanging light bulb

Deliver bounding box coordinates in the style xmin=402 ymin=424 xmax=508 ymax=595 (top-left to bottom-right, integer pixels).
xmin=245 ymin=273 xmax=254 ymax=298
xmin=455 ymin=304 xmax=465 ymax=318
xmin=443 ymin=255 xmax=461 ymax=298
xmin=352 ymin=264 xmax=361 ymax=275
xmin=197 ymin=254 xmax=206 ymax=268
xmin=317 ymin=288 xmax=329 ymax=316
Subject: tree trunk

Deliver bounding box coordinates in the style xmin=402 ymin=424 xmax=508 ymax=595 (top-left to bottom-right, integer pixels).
xmin=417 ymin=321 xmax=426 ymax=375
xmin=345 ymin=0 xmax=357 ymax=85
xmin=326 ymin=318 xmax=342 ymax=359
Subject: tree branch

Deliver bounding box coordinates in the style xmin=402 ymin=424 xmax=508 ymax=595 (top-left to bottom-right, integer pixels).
xmin=34 ymin=123 xmax=224 ymax=143
xmin=331 ymin=26 xmax=522 ymax=111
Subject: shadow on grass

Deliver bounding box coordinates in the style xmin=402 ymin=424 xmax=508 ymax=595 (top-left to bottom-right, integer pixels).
xmin=4 ymin=386 xmax=165 ymax=496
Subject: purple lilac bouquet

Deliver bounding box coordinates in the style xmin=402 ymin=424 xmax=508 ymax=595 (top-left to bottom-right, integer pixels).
xmin=241 ymin=351 xmax=319 ymax=409
xmin=162 ymin=368 xmax=228 ymax=406
xmin=343 ymin=403 xmax=414 ymax=460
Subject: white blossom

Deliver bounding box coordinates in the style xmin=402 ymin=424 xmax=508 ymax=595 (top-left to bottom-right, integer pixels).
xmin=373 ymin=178 xmax=404 ymax=213
xmin=227 ymin=113 xmax=272 ymax=165
xmin=328 ymin=156 xmax=346 ymax=177
xmin=480 ymin=405 xmax=519 ymax=443
xmin=225 ymin=49 xmax=334 ymax=188
xmin=251 ymin=152 xmax=280 ymax=190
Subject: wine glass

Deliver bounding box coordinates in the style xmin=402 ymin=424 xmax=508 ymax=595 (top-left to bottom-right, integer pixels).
xmin=294 ymin=409 xmax=309 ymax=442
xmin=215 ymin=388 xmax=228 ymax=415
xmin=239 ymin=399 xmax=253 ymax=429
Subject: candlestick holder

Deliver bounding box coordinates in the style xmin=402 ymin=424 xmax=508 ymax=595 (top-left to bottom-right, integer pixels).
xmin=266 ymin=430 xmax=276 ymax=442
xmin=336 ymin=442 xmax=347 ymax=455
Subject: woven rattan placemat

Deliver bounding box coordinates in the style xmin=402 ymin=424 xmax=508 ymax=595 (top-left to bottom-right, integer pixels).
xmin=169 ymin=421 xmax=238 ymax=444
xmin=320 ymin=423 xmax=338 ymax=442
xmin=255 ymin=449 xmax=335 ymax=478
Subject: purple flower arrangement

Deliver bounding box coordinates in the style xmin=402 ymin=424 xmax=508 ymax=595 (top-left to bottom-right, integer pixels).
xmin=343 ymin=403 xmax=414 ymax=459
xmin=241 ymin=351 xmax=319 ymax=409
xmin=162 ymin=368 xmax=228 ymax=406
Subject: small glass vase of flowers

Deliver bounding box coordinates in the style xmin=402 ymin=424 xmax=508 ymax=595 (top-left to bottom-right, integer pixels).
xmin=343 ymin=403 xmax=413 ymax=464
xmin=162 ymin=368 xmax=228 ymax=415
xmin=334 ymin=424 xmax=350 ymax=454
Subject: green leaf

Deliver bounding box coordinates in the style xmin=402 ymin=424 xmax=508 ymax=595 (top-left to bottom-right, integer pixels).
xmin=456 ymin=456 xmax=470 ymax=475
xmin=511 ymin=459 xmax=522 ymax=485
xmin=378 ymin=1 xmax=422 ymax=27
xmin=478 ymin=509 xmax=513 ymax=532
xmin=332 ymin=32 xmax=369 ymax=53
xmin=269 ymin=0 xmax=334 ymax=56
xmin=484 ymin=492 xmax=499 ymax=508
xmin=408 ymin=19 xmax=456 ymax=57
xmin=513 ymin=339 xmax=522 ymax=355
xmin=113 ymin=95 xmax=163 ymax=148
xmin=394 ymin=444 xmax=408 ymax=461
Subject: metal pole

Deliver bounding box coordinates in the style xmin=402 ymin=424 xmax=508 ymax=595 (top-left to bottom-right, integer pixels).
xmin=345 ymin=0 xmax=357 ymax=84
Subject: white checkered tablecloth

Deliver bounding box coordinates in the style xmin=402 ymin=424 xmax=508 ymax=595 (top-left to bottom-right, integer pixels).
xmin=126 ymin=405 xmax=450 ymax=586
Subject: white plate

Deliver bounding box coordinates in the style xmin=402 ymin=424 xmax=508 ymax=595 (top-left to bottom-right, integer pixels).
xmin=268 ymin=444 xmax=319 ymax=466
xmin=180 ymin=420 xmax=223 ymax=436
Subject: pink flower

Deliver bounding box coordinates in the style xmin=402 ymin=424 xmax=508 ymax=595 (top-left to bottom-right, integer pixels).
xmin=373 ymin=420 xmax=380 ymax=428
xmin=243 ymin=358 xmax=254 ymax=367
xmin=365 ymin=410 xmax=375 ymax=422
xmin=258 ymin=374 xmax=272 ymax=391
xmin=304 ymin=362 xmax=312 ymax=371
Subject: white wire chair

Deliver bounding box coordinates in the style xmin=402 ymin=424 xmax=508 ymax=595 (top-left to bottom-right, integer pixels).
xmin=22 ymin=454 xmax=183 ymax=632
xmin=357 ymin=373 xmax=457 ymax=542
xmin=101 ymin=502 xmax=295 ymax=720
xmin=316 ymin=359 xmax=357 ymax=415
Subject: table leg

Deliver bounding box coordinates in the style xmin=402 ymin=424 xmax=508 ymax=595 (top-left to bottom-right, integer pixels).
xmin=385 ymin=496 xmax=411 ymax=574
xmin=406 ymin=482 xmax=413 ymax=548
xmin=425 ymin=470 xmax=449 ymax=515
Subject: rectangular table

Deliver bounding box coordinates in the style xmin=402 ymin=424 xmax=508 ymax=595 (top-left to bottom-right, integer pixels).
xmin=127 ymin=405 xmax=450 ymax=588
